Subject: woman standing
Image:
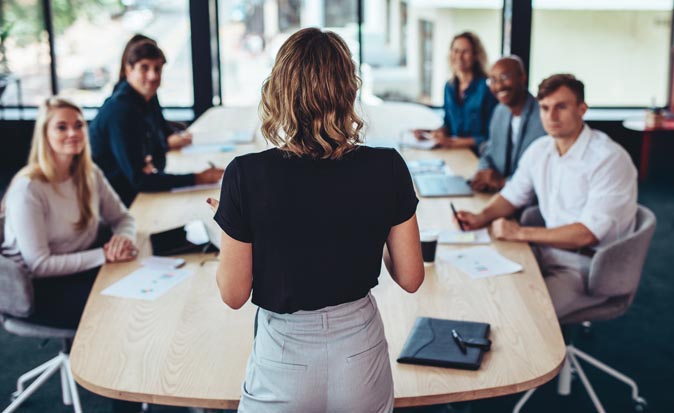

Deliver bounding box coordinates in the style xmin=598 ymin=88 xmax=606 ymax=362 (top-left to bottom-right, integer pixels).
xmin=2 ymin=97 xmax=137 ymax=329
xmin=415 ymin=31 xmax=497 ymax=151
xmin=208 ymin=28 xmax=424 ymax=412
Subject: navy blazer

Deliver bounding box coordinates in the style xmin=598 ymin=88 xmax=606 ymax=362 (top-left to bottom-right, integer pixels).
xmin=477 ymin=92 xmax=546 ymax=177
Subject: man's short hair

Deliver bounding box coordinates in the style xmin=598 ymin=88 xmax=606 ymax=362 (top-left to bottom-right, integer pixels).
xmin=124 ymin=40 xmax=166 ymax=68
xmin=537 ymin=74 xmax=584 ymax=103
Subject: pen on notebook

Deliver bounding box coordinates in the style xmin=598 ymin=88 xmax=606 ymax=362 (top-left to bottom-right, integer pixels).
xmin=450 ymin=202 xmax=465 ymax=232
xmin=451 ymin=328 xmax=467 ymax=354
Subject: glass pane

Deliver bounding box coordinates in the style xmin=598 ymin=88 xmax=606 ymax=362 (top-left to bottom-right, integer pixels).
xmin=531 ymin=0 xmax=673 ymax=107
xmin=218 ymin=0 xmax=358 ymax=106
xmin=0 ymin=0 xmax=51 ymax=107
xmin=362 ymin=0 xmax=503 ymax=106
xmin=54 ymin=0 xmax=193 ymax=107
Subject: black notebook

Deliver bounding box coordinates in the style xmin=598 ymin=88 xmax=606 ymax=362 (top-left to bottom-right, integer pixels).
xmin=397 ymin=317 xmax=491 ymax=370
xmin=150 ymin=220 xmax=218 ymax=256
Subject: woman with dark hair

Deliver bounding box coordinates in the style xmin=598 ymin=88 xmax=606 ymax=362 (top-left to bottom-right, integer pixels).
xmin=90 ymin=39 xmax=224 ymax=206
xmin=116 ymin=35 xmax=193 ymax=150
xmin=207 ymin=28 xmax=424 ymax=412
xmin=415 ymin=31 xmax=497 ymax=151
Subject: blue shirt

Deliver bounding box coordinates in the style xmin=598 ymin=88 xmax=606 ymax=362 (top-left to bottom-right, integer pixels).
xmin=443 ymin=77 xmax=498 ymax=148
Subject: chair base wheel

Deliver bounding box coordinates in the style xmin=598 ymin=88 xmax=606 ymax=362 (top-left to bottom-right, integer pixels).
xmin=634 ymin=397 xmax=648 ymax=412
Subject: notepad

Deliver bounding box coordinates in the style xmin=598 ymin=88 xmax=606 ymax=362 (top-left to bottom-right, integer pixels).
xmin=438 ymin=246 xmax=523 ymax=278
xmin=397 ymin=317 xmax=491 ymax=370
xmin=439 ymin=228 xmax=491 ymax=244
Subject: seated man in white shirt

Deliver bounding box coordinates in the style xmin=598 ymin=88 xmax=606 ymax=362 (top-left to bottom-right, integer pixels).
xmin=456 ymin=74 xmax=638 ymax=317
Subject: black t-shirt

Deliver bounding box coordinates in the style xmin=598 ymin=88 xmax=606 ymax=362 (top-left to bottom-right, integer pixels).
xmin=214 ymin=146 xmax=418 ymax=314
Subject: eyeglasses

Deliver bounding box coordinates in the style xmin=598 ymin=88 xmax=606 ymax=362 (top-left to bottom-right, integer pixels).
xmin=486 ymin=73 xmax=514 ymax=86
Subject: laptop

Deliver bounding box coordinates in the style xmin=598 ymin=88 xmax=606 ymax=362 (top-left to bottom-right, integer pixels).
xmin=413 ymin=174 xmax=473 ymax=197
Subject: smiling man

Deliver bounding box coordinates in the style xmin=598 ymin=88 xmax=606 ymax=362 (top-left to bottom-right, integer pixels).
xmin=456 ymin=74 xmax=638 ymax=318
xmin=89 ymin=40 xmax=223 ymax=206
xmin=471 ymin=56 xmax=546 ymax=193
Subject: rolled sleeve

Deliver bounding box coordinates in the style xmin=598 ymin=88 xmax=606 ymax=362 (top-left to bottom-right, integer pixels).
xmin=577 ymin=153 xmax=637 ymax=242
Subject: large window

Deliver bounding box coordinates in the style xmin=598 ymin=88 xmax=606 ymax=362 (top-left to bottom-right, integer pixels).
xmin=0 ymin=0 xmax=51 ymax=107
xmin=54 ymin=0 xmax=193 ymax=107
xmin=4 ymin=1 xmax=674 ymax=112
xmin=362 ymin=0 xmax=502 ymax=106
xmin=531 ymin=0 xmax=673 ymax=107
xmin=217 ymin=0 xmax=358 ymax=106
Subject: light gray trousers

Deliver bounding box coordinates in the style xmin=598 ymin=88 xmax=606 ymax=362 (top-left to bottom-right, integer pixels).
xmin=238 ymin=293 xmax=394 ymax=413
xmin=534 ymin=245 xmax=608 ymax=318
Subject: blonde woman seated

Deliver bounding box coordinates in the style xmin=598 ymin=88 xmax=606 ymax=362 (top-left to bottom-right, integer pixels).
xmin=1 ymin=97 xmax=136 ymax=329
xmin=207 ymin=28 xmax=424 ymax=412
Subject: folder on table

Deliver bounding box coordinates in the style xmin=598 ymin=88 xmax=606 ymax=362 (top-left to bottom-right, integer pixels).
xmin=397 ymin=317 xmax=491 ymax=370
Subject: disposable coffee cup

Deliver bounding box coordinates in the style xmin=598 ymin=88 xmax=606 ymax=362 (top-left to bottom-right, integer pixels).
xmin=420 ymin=230 xmax=439 ymax=263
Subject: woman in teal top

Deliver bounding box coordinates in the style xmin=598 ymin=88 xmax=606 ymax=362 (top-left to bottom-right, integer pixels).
xmin=415 ymin=32 xmax=497 ymax=151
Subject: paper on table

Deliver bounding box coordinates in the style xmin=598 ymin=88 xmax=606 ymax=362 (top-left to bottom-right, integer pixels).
xmin=401 ymin=139 xmax=436 ymax=150
xmin=439 ymin=228 xmax=491 ymax=245
xmin=181 ymin=143 xmax=236 ymax=155
xmin=189 ymin=130 xmax=255 ymax=144
xmin=101 ymin=267 xmax=194 ymax=301
xmin=399 ymin=130 xmax=437 ymax=150
xmin=438 ymin=246 xmax=523 ymax=279
xmin=407 ymin=159 xmax=455 ymax=176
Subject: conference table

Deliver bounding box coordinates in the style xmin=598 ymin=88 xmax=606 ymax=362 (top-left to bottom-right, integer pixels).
xmin=70 ymin=103 xmax=565 ymax=409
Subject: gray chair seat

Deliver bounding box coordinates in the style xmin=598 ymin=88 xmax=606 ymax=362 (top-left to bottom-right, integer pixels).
xmin=514 ymin=205 xmax=656 ymax=413
xmin=2 ymin=316 xmax=75 ymax=340
xmin=1 ymin=215 xmax=83 ymax=413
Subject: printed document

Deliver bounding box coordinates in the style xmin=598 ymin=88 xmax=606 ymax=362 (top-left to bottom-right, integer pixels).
xmin=101 ymin=267 xmax=194 ymax=301
xmin=438 ymin=246 xmax=523 ymax=279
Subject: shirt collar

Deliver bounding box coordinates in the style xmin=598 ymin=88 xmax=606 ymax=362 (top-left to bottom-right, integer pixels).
xmin=559 ymin=124 xmax=592 ymax=160
xmin=451 ymin=76 xmax=482 ymax=95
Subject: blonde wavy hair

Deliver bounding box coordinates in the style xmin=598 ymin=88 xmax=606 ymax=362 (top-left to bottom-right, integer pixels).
xmin=259 ymin=28 xmax=364 ymax=160
xmin=17 ymin=97 xmax=96 ymax=231
xmin=449 ymin=31 xmax=489 ymax=79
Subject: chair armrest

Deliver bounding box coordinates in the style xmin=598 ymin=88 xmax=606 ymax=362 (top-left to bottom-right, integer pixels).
xmin=519 ymin=206 xmax=545 ymax=227
xmin=0 ymin=256 xmax=33 ymax=318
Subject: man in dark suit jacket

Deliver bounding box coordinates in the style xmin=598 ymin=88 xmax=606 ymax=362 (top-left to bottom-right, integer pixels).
xmin=471 ymin=56 xmax=546 ymax=192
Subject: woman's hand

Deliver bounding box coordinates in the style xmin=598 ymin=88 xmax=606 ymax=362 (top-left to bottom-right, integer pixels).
xmin=206 ymin=197 xmax=220 ymax=214
xmin=104 ymin=235 xmax=138 ymax=262
xmin=167 ymin=131 xmax=193 ymax=150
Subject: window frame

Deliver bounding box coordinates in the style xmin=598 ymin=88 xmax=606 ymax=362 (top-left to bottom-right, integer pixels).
xmin=1 ymin=0 xmax=672 ymax=119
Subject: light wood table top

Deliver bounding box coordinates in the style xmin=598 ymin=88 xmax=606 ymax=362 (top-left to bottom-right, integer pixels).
xmin=71 ymin=106 xmax=565 ymax=409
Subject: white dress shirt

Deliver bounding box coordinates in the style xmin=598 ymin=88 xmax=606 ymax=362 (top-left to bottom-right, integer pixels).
xmin=500 ymin=124 xmax=637 ymax=247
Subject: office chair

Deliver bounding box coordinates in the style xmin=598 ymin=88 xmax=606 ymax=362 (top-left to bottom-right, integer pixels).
xmin=0 ymin=216 xmax=83 ymax=413
xmin=513 ymin=205 xmax=656 ymax=413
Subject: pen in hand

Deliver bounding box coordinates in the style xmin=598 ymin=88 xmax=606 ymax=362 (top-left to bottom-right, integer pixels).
xmin=208 ymin=161 xmax=216 ymax=169
xmin=450 ymin=202 xmax=465 ymax=232
xmin=451 ymin=328 xmax=468 ymax=354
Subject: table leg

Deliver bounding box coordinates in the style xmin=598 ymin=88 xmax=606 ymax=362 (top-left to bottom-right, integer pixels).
xmin=639 ymin=131 xmax=652 ymax=181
